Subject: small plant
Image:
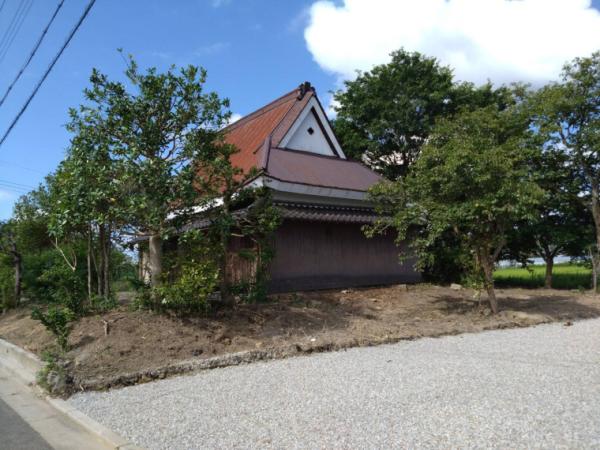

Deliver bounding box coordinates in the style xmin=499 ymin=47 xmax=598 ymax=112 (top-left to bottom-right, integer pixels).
xmin=31 ymin=306 xmax=76 ymax=351
xmin=90 ymin=293 xmax=118 ymax=313
xmin=36 ymin=350 xmax=71 ymax=396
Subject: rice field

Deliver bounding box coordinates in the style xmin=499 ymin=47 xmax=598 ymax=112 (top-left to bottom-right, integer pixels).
xmin=494 ymin=263 xmax=592 ymax=290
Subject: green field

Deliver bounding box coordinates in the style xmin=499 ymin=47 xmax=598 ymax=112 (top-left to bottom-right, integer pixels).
xmin=494 ymin=263 xmax=592 ymax=289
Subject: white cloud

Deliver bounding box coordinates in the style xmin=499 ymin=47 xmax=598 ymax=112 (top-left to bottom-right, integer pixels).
xmin=228 ymin=113 xmax=242 ymax=124
xmin=305 ymin=0 xmax=600 ymax=86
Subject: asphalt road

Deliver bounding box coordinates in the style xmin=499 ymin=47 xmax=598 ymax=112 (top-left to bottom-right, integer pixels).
xmin=70 ymin=318 xmax=600 ymax=449
xmin=0 ymin=398 xmax=52 ymax=450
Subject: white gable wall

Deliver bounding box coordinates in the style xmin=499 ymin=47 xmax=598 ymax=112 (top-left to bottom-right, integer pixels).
xmin=285 ymin=110 xmax=334 ymax=156
xmin=280 ymin=96 xmax=346 ymax=158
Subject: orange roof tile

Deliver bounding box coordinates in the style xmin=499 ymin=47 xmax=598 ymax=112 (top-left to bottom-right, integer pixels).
xmin=222 ymin=83 xmax=381 ymax=193
xmin=224 ymin=87 xmax=312 ymax=175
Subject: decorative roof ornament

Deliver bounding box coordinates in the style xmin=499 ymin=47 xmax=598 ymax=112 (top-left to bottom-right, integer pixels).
xmin=297 ymin=81 xmax=313 ymax=100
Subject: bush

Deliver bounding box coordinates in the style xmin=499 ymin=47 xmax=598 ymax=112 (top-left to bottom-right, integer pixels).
xmin=31 ymin=306 xmax=76 ymax=351
xmin=36 ymin=263 xmax=86 ymax=314
xmin=137 ymin=261 xmax=219 ymax=315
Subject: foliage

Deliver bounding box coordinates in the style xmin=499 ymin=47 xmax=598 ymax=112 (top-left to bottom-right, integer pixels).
xmin=0 ymin=258 xmax=14 ymax=310
xmin=31 ymin=306 xmax=76 ymax=351
xmin=502 ymin=142 xmax=593 ymax=287
xmin=494 ymin=263 xmax=591 ymax=290
xmin=367 ymin=100 xmax=542 ymax=312
xmin=532 ymin=51 xmax=600 ymax=288
xmin=70 ymin=52 xmax=232 ymax=288
xmin=333 ymin=48 xmax=513 ymax=179
xmin=152 ymin=261 xmax=219 ymax=315
xmin=35 ymin=253 xmax=87 ymax=314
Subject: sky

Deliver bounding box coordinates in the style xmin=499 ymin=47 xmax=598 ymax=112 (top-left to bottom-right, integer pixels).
xmin=0 ymin=0 xmax=599 ymax=219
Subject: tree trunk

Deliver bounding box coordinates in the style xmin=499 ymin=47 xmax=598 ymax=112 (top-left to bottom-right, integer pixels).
xmin=148 ymin=234 xmax=163 ymax=287
xmin=544 ymin=256 xmax=554 ymax=289
xmin=479 ymin=250 xmax=499 ymax=314
xmin=13 ymin=252 xmax=21 ymax=306
xmin=98 ymin=225 xmax=106 ymax=296
xmin=589 ymin=184 xmax=600 ymax=294
xmin=590 ymin=246 xmax=599 ymax=294
xmin=103 ymin=224 xmax=111 ymax=297
xmin=87 ymin=224 xmax=93 ymax=303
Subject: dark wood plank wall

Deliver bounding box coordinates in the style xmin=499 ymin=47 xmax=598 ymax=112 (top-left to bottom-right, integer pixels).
xmin=268 ymin=220 xmax=420 ymax=292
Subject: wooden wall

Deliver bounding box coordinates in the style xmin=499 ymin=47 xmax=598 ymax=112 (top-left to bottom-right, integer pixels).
xmin=268 ymin=220 xmax=420 ymax=292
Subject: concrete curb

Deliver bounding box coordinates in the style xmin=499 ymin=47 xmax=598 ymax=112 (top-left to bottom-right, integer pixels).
xmin=0 ymin=338 xmax=143 ymax=450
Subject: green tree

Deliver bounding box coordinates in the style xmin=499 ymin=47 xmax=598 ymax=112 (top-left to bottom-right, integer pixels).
xmin=503 ymin=148 xmax=592 ymax=288
xmin=533 ymin=51 xmax=600 ymax=290
xmin=333 ymin=49 xmax=511 ymax=179
xmin=0 ymin=221 xmax=22 ymax=307
xmin=368 ymin=103 xmax=542 ymax=313
xmin=48 ymin=127 xmax=122 ymax=301
xmin=71 ymin=54 xmax=230 ymax=287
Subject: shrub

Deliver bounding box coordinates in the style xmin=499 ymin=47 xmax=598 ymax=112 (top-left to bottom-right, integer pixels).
xmin=31 ymin=306 xmax=76 ymax=351
xmin=90 ymin=293 xmax=118 ymax=313
xmin=36 ymin=263 xmax=86 ymax=314
xmin=156 ymin=261 xmax=218 ymax=314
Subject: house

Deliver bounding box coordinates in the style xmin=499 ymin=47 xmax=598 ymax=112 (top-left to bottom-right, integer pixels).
xmin=219 ymin=82 xmax=420 ymax=292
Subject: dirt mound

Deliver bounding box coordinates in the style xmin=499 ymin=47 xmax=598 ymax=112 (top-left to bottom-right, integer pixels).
xmin=1 ymin=285 xmax=598 ymax=393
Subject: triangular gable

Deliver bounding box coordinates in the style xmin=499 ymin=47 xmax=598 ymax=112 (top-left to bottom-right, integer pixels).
xmin=278 ymin=95 xmax=346 ymax=159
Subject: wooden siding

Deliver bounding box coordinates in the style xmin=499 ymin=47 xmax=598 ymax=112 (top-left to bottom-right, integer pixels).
xmin=268 ymin=220 xmax=420 ymax=292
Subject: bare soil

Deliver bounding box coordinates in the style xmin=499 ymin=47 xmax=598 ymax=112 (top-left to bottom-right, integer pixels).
xmin=1 ymin=285 xmax=599 ymax=391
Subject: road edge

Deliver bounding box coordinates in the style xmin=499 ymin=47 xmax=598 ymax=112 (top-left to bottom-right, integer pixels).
xmin=0 ymin=337 xmax=143 ymax=450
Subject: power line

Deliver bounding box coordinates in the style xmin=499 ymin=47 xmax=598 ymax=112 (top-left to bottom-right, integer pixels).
xmin=0 ymin=0 xmax=7 ymax=16
xmin=0 ymin=0 xmax=26 ymax=51
xmin=0 ymin=178 xmax=34 ymax=189
xmin=0 ymin=0 xmax=33 ymax=63
xmin=0 ymin=0 xmax=96 ymax=149
xmin=0 ymin=0 xmax=65 ymax=109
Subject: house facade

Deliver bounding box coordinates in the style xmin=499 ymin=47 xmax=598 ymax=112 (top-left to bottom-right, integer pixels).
xmin=223 ymin=82 xmax=420 ymax=292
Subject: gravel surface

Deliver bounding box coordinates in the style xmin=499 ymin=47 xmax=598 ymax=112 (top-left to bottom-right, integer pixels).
xmin=69 ymin=318 xmax=600 ymax=449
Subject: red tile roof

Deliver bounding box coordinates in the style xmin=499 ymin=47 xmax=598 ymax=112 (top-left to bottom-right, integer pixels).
xmin=223 ymin=83 xmax=381 ymax=193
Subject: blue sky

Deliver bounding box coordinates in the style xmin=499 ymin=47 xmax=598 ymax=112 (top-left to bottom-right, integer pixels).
xmin=0 ymin=0 xmax=599 ymax=219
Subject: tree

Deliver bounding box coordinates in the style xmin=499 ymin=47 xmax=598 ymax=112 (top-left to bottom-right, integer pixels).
xmin=333 ymin=49 xmax=511 ymax=179
xmin=503 ymin=148 xmax=592 ymax=288
xmin=48 ymin=127 xmax=122 ymax=301
xmin=533 ymin=51 xmax=600 ymax=290
xmin=0 ymin=221 xmax=22 ymax=307
xmin=368 ymin=103 xmax=542 ymax=313
xmin=71 ymin=54 xmax=230 ymax=287
xmin=0 ymin=188 xmax=51 ymax=308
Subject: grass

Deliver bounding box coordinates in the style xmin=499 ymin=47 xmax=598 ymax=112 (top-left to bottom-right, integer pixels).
xmin=494 ymin=263 xmax=591 ymax=290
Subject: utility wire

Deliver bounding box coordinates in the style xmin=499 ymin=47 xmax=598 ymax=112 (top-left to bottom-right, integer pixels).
xmin=0 ymin=0 xmax=33 ymax=63
xmin=0 ymin=178 xmax=34 ymax=189
xmin=0 ymin=0 xmax=96 ymax=148
xmin=0 ymin=0 xmax=7 ymax=16
xmin=0 ymin=182 xmax=30 ymax=193
xmin=0 ymin=0 xmax=65 ymax=108
xmin=0 ymin=0 xmax=26 ymax=52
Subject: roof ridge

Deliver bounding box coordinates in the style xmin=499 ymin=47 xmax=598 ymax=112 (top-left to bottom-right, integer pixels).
xmin=222 ymin=87 xmax=300 ymax=133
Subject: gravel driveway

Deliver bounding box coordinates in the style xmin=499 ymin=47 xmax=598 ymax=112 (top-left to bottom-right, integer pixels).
xmin=69 ymin=318 xmax=600 ymax=449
